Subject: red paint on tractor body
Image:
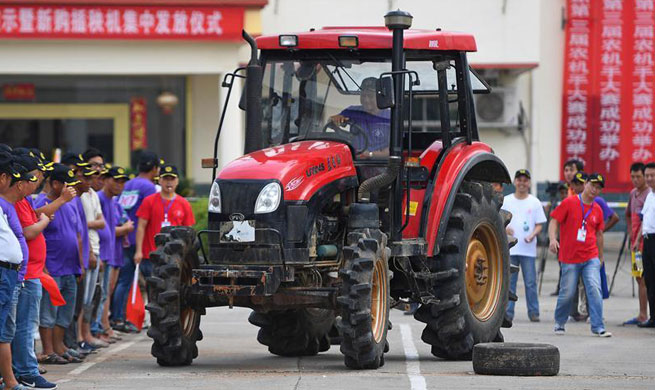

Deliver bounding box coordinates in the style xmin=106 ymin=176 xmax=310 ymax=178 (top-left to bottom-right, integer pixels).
xmin=217 ymin=140 xmax=356 ymax=201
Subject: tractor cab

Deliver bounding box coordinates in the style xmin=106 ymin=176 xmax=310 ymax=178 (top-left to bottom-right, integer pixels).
xmin=149 ymin=10 xmax=513 ymax=371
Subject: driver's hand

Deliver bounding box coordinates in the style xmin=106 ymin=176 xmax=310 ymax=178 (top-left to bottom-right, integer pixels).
xmin=329 ymin=115 xmax=349 ymax=126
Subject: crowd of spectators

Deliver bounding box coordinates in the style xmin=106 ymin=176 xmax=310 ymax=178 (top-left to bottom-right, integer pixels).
xmin=0 ymin=144 xmax=194 ymax=390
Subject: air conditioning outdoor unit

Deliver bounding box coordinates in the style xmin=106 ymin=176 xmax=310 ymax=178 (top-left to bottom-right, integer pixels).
xmin=474 ymin=86 xmax=520 ymax=128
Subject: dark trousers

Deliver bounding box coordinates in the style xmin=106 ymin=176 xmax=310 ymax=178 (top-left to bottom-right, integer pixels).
xmin=643 ymin=235 xmax=655 ymax=319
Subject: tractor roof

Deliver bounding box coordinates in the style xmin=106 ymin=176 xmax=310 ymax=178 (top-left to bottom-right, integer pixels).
xmin=256 ymin=27 xmax=477 ymax=52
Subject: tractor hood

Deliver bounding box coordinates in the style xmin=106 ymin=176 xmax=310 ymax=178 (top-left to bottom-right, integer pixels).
xmin=217 ymin=140 xmax=357 ymax=201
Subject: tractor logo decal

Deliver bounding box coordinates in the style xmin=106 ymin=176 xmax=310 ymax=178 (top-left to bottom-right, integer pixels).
xmin=306 ymin=163 xmax=326 ymax=177
xmin=285 ymin=176 xmax=304 ymax=192
xmin=429 ymin=40 xmax=439 ymax=48
xmin=229 ymin=213 xmax=245 ymax=221
xmin=326 ymin=154 xmax=342 ymax=171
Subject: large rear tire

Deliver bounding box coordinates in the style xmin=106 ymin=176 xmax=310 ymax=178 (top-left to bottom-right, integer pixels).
xmin=416 ymin=181 xmax=509 ymax=360
xmin=248 ymin=309 xmax=334 ymax=356
xmin=146 ymin=226 xmax=203 ymax=366
xmin=337 ymin=228 xmax=390 ymax=369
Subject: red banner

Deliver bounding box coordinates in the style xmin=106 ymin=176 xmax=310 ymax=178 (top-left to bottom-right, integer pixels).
xmin=130 ymin=97 xmax=147 ymax=151
xmin=561 ymin=0 xmax=655 ymax=193
xmin=0 ymin=5 xmax=244 ymax=40
xmin=2 ymin=83 xmax=35 ymax=100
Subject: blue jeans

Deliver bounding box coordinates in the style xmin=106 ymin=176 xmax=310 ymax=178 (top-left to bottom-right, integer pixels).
xmin=92 ymin=262 xmax=111 ymax=334
xmin=40 ymin=274 xmax=77 ymax=329
xmin=0 ymin=284 xmax=20 ymax=343
xmin=554 ymin=258 xmax=606 ymax=333
xmin=0 ymin=267 xmax=18 ymax=333
xmin=112 ymin=246 xmax=152 ymax=322
xmin=12 ymin=279 xmax=42 ymax=378
xmin=506 ymin=255 xmax=540 ymax=320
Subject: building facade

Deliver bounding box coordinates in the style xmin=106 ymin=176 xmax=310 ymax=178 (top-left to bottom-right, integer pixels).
xmin=0 ymin=0 xmax=570 ymax=191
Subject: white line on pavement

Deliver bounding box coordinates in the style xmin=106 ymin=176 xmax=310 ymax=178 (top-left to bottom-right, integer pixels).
xmin=69 ymin=335 xmax=144 ymax=376
xmin=399 ymin=324 xmax=427 ymax=390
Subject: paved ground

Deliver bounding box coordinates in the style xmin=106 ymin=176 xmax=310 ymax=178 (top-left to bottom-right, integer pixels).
xmin=44 ymin=233 xmax=655 ymax=389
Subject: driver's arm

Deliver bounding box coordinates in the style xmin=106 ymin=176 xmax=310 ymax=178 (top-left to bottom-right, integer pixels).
xmin=329 ymin=114 xmax=349 ymax=126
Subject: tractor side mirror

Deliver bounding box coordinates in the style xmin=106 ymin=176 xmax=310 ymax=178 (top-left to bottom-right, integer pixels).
xmin=376 ymin=76 xmax=395 ymax=109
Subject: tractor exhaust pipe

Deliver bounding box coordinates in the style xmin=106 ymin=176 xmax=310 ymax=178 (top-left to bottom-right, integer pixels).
xmin=384 ymin=10 xmax=412 ymax=241
xmin=358 ymin=156 xmax=402 ymax=203
xmin=242 ymin=30 xmax=263 ymax=154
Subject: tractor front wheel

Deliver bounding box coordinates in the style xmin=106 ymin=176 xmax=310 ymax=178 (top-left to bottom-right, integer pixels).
xmin=337 ymin=228 xmax=390 ymax=369
xmin=146 ymin=226 xmax=204 ymax=366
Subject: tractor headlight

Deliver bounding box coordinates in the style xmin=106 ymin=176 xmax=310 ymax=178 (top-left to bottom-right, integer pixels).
xmin=208 ymin=182 xmax=221 ymax=213
xmin=254 ymin=182 xmax=281 ymax=214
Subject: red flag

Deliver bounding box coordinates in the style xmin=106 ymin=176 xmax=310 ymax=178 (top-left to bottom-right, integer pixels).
xmin=126 ymin=284 xmax=145 ymax=331
xmin=39 ymin=274 xmax=66 ymax=307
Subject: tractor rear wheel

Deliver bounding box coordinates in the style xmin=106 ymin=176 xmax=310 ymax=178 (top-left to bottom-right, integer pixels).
xmin=337 ymin=228 xmax=390 ymax=369
xmin=146 ymin=226 xmax=203 ymax=366
xmin=248 ymin=308 xmax=334 ymax=356
xmin=416 ymin=181 xmax=509 ymax=360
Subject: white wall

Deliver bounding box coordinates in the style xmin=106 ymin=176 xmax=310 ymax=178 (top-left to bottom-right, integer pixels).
xmin=0 ymin=40 xmax=242 ymax=75
xmin=262 ymin=0 xmax=541 ymax=64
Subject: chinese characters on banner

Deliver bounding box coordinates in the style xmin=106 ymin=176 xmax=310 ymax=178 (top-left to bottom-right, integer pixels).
xmin=562 ymin=0 xmax=655 ymax=192
xmin=0 ymin=5 xmax=244 ymax=40
xmin=130 ymin=98 xmax=147 ymax=151
xmin=2 ymin=84 xmax=35 ymax=101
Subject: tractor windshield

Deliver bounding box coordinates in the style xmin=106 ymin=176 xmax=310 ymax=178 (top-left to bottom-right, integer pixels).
xmin=260 ymin=52 xmax=484 ymax=158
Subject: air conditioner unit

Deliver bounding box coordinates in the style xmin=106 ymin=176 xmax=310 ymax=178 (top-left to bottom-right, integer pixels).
xmin=474 ymin=86 xmax=520 ymax=128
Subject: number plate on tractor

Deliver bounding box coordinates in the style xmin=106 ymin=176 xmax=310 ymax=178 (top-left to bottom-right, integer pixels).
xmin=219 ymin=220 xmax=255 ymax=243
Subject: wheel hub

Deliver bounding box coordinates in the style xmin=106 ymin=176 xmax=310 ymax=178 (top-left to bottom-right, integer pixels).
xmin=465 ymin=222 xmax=502 ymax=321
xmin=371 ymin=259 xmax=387 ymax=343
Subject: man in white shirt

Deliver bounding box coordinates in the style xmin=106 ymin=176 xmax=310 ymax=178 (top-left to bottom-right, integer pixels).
xmin=502 ymin=169 xmax=547 ymax=322
xmin=78 ymin=168 xmax=108 ymax=347
xmin=0 ymin=152 xmax=25 ymax=390
xmin=636 ymin=162 xmax=655 ymax=328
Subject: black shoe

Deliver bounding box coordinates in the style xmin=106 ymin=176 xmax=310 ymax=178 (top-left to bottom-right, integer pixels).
xmin=550 ymin=291 xmax=559 ymax=296
xmin=638 ymin=319 xmax=655 ymax=328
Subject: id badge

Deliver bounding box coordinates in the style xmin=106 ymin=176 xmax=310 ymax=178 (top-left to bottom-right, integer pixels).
xmin=576 ymin=228 xmax=587 ymax=242
xmin=161 ymin=219 xmax=171 ymax=228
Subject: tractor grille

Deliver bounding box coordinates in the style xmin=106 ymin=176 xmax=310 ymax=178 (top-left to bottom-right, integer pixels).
xmin=216 ymin=179 xmax=270 ymax=215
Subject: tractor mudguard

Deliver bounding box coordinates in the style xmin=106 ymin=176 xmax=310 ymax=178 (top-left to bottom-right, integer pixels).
xmin=422 ymin=142 xmax=510 ymax=256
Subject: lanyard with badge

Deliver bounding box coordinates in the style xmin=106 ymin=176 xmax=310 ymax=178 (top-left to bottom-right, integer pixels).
xmin=577 ymin=195 xmax=592 ymax=242
xmin=161 ymin=195 xmax=176 ymax=228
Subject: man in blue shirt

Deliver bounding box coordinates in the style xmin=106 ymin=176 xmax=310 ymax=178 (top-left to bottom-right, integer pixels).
xmin=329 ymin=77 xmax=390 ymax=159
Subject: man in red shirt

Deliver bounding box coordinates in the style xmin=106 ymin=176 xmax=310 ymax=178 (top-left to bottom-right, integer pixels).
xmin=134 ymin=164 xmax=195 ymax=267
xmin=548 ymin=173 xmax=611 ymax=337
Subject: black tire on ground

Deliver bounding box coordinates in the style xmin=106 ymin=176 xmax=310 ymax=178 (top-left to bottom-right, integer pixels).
xmin=337 ymin=228 xmax=390 ymax=369
xmin=248 ymin=308 xmax=335 ymax=356
xmin=415 ymin=181 xmax=510 ymax=360
xmin=146 ymin=226 xmax=204 ymax=366
xmin=473 ymin=342 xmax=560 ymax=376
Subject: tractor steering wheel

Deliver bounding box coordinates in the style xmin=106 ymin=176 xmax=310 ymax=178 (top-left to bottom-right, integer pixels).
xmin=322 ymin=119 xmax=370 ymax=155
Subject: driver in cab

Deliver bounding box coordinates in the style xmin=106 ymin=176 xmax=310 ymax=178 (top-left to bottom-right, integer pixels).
xmin=329 ymin=77 xmax=390 ymax=159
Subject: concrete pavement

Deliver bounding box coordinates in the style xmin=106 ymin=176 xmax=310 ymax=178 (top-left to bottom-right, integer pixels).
xmin=44 ymin=233 xmax=655 ymax=389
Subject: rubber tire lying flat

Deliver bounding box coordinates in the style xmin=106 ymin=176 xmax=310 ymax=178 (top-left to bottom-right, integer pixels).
xmin=472 ymin=342 xmax=559 ymax=376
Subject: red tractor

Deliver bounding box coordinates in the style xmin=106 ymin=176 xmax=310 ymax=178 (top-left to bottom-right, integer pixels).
xmin=146 ymin=10 xmax=516 ymax=369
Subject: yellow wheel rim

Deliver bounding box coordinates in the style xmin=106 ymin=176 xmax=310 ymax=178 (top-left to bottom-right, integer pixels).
xmin=465 ymin=222 xmax=503 ymax=321
xmin=370 ymin=259 xmax=388 ymax=343
xmin=179 ymin=258 xmax=198 ymax=337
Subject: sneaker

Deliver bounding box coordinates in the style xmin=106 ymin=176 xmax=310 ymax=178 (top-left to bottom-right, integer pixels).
xmin=593 ymin=330 xmax=612 ymax=337
xmin=78 ymin=341 xmax=98 ymax=354
xmin=65 ymin=349 xmax=85 ymax=359
xmin=18 ymin=375 xmax=57 ymax=389
xmin=554 ymin=325 xmax=565 ymax=335
xmin=529 ymin=314 xmax=540 ymax=323
xmin=123 ymin=321 xmax=139 ymax=333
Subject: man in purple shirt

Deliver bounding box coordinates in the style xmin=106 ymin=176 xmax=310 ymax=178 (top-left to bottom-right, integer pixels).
xmin=112 ymin=151 xmax=159 ymax=332
xmin=329 ymin=77 xmax=390 ymax=159
xmin=36 ymin=164 xmax=84 ymax=364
